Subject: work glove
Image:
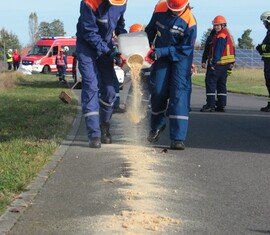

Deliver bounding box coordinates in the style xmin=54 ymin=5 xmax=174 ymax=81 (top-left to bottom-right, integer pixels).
xmin=114 ymin=52 xmax=122 ymax=67
xmin=256 ymin=44 xmax=263 ymax=54
xmin=114 ymin=53 xmax=126 ymax=67
xmin=145 ymin=48 xmax=157 ymax=64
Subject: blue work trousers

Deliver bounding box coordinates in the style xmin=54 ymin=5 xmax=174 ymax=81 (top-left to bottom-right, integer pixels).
xmin=149 ymin=58 xmax=191 ymax=141
xmin=78 ymin=53 xmax=116 ymax=139
xmin=205 ymin=64 xmax=230 ymax=108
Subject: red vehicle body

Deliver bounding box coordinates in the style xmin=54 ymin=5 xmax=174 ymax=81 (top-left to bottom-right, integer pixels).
xmin=21 ymin=37 xmax=76 ymax=74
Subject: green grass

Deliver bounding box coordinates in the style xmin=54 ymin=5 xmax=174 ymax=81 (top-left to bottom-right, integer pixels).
xmin=0 ymin=73 xmax=77 ymax=214
xmin=193 ymin=68 xmax=268 ymax=97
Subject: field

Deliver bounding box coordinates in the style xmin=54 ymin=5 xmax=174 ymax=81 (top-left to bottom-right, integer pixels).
xmin=193 ymin=68 xmax=267 ymax=97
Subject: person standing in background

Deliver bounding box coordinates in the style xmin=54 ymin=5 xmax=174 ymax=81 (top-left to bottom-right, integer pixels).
xmin=76 ymin=0 xmax=127 ymax=148
xmin=6 ymin=49 xmax=13 ymax=70
xmin=256 ymin=11 xmax=270 ymax=112
xmin=200 ymin=16 xmax=235 ymax=112
xmin=145 ymin=0 xmax=197 ymax=150
xmin=201 ymin=28 xmax=216 ymax=72
xmin=55 ymin=48 xmax=67 ymax=84
xmin=12 ymin=49 xmax=21 ymax=71
xmin=72 ymin=52 xmax=77 ymax=84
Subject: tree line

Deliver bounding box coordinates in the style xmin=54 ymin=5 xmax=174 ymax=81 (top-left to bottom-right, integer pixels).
xmin=0 ymin=12 xmax=256 ymax=60
xmin=0 ymin=12 xmax=66 ymax=59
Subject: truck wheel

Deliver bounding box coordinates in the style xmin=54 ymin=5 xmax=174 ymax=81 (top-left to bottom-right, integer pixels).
xmin=42 ymin=65 xmax=50 ymax=74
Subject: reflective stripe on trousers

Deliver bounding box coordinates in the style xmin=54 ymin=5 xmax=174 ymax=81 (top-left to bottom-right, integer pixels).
xmin=205 ymin=64 xmax=230 ymax=107
xmin=78 ymin=52 xmax=116 ymax=139
xmin=149 ymin=58 xmax=191 ymax=141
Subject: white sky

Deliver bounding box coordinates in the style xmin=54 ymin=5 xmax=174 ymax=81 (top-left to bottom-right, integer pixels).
xmin=1 ymin=0 xmax=269 ymax=46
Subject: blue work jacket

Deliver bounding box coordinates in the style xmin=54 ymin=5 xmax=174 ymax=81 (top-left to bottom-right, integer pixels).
xmin=76 ymin=0 xmax=127 ymax=58
xmin=145 ymin=2 xmax=197 ymax=62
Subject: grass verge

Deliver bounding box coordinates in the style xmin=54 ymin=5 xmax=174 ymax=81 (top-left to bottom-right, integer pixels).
xmin=193 ymin=68 xmax=268 ymax=97
xmin=0 ymin=72 xmax=77 ymax=215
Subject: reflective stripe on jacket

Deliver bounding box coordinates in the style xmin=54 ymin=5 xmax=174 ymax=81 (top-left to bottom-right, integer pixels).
xmin=56 ymin=54 xmax=66 ymax=66
xmin=6 ymin=53 xmax=12 ymax=62
xmin=210 ymin=28 xmax=235 ymax=65
xmin=261 ymin=29 xmax=270 ymax=59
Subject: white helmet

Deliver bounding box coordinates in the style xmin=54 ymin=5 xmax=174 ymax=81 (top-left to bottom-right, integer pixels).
xmin=64 ymin=46 xmax=69 ymax=52
xmin=260 ymin=11 xmax=270 ymax=23
xmin=8 ymin=49 xmax=13 ymax=53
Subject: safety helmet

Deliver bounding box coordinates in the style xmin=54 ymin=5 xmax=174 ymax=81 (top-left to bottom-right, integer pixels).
xmin=260 ymin=11 xmax=270 ymax=23
xmin=129 ymin=24 xmax=144 ymax=33
xmin=64 ymin=46 xmax=69 ymax=52
xmin=212 ymin=15 xmax=227 ymax=25
xmin=8 ymin=49 xmax=13 ymax=53
xmin=108 ymin=0 xmax=126 ymax=6
xmin=166 ymin=0 xmax=189 ymax=12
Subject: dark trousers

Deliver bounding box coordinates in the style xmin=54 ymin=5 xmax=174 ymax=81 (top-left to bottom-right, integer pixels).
xmin=13 ymin=62 xmax=20 ymax=70
xmin=57 ymin=66 xmax=66 ymax=81
xmin=205 ymin=64 xmax=230 ymax=108
xmin=264 ymin=60 xmax=270 ymax=97
xmin=7 ymin=62 xmax=12 ymax=70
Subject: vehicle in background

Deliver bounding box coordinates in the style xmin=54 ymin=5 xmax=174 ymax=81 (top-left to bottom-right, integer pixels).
xmin=21 ymin=37 xmax=76 ymax=74
xmin=76 ymin=63 xmax=125 ymax=88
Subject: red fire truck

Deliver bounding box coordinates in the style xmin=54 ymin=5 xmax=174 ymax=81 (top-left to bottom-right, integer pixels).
xmin=21 ymin=37 xmax=76 ymax=74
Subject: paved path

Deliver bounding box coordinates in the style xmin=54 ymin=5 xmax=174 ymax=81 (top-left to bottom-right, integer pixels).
xmin=1 ymin=83 xmax=270 ymax=235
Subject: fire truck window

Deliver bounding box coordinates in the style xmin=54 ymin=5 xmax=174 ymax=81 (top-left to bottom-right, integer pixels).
xmin=53 ymin=46 xmax=58 ymax=55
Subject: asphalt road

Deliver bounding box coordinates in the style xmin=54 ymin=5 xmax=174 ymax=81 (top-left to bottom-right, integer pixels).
xmin=3 ymin=83 xmax=270 ymax=235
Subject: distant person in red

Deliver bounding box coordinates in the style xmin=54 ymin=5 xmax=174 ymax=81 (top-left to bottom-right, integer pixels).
xmin=72 ymin=52 xmax=77 ymax=83
xmin=55 ymin=48 xmax=67 ymax=84
xmin=12 ymin=49 xmax=21 ymax=71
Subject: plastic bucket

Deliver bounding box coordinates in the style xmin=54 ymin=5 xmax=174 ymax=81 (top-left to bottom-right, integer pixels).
xmin=117 ymin=31 xmax=151 ymax=70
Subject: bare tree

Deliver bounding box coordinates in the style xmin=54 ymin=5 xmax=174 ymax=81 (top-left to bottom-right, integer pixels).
xmin=28 ymin=12 xmax=39 ymax=46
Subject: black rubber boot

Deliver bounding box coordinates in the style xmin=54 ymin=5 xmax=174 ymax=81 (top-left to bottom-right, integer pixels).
xmin=100 ymin=122 xmax=112 ymax=144
xmin=260 ymin=102 xmax=270 ymax=112
xmin=215 ymin=106 xmax=226 ymax=112
xmin=147 ymin=124 xmax=166 ymax=143
xmin=171 ymin=140 xmax=185 ymax=150
xmin=200 ymin=104 xmax=215 ymax=112
xmin=89 ymin=137 xmax=101 ymax=148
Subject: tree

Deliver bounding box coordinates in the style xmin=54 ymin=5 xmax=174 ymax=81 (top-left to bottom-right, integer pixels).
xmin=38 ymin=22 xmax=51 ymax=37
xmin=238 ymin=29 xmax=254 ymax=49
xmin=38 ymin=19 xmax=66 ymax=37
xmin=0 ymin=28 xmax=21 ymax=60
xmin=28 ymin=12 xmax=39 ymax=46
xmin=50 ymin=19 xmax=66 ymax=36
xmin=200 ymin=28 xmax=213 ymax=49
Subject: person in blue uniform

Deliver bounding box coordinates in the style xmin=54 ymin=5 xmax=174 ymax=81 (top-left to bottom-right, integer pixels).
xmin=256 ymin=11 xmax=270 ymax=112
xmin=200 ymin=16 xmax=235 ymax=112
xmin=76 ymin=0 xmax=127 ymax=148
xmin=145 ymin=0 xmax=197 ymax=150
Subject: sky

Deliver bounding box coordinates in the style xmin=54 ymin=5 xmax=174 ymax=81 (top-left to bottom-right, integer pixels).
xmin=1 ymin=0 xmax=269 ymax=47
